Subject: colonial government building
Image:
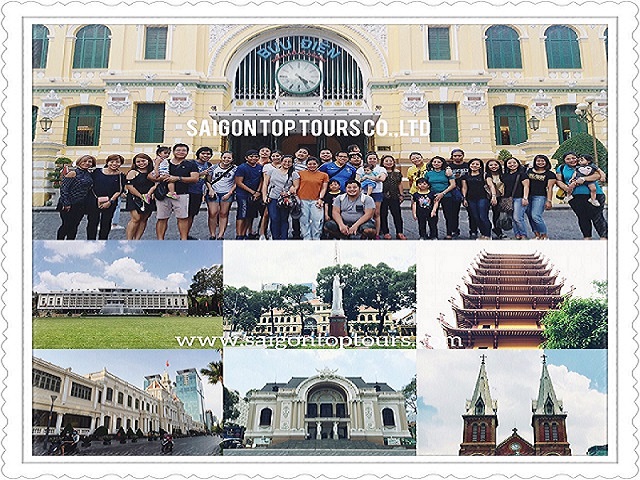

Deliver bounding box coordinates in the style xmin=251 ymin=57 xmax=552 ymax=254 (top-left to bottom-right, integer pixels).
xmin=242 ymin=368 xmax=412 ymax=448
xmin=32 ymin=356 xmax=206 ymax=438
xmin=32 ymin=24 xmax=609 ymax=205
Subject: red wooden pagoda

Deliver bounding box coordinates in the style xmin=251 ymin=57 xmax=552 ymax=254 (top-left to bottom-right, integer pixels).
xmin=440 ymin=251 xmax=574 ymax=349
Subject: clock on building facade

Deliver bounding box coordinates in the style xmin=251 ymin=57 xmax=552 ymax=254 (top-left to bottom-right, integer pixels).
xmin=275 ymin=59 xmax=322 ymax=95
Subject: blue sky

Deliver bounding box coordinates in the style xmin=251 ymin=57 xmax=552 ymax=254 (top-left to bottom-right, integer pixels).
xmin=33 ymin=349 xmax=223 ymax=418
xmin=417 ymin=349 xmax=608 ymax=456
xmin=224 ymin=349 xmax=416 ymax=397
xmin=33 ymin=240 xmax=222 ymax=292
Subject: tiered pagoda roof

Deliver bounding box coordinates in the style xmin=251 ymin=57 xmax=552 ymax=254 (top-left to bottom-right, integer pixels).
xmin=440 ymin=251 xmax=572 ymax=349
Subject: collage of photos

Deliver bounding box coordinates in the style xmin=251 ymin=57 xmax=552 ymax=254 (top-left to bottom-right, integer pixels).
xmin=29 ymin=20 xmax=611 ymax=464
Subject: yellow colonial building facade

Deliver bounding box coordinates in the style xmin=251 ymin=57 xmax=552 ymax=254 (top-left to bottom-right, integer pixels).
xmin=32 ymin=24 xmax=609 ymax=205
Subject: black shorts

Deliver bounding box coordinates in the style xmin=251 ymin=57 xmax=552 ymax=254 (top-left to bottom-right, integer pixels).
xmin=188 ymin=193 xmax=203 ymax=217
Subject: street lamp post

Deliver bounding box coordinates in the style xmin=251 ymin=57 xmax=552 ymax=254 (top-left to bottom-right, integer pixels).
xmin=43 ymin=394 xmax=57 ymax=451
xmin=575 ymin=96 xmax=606 ymax=167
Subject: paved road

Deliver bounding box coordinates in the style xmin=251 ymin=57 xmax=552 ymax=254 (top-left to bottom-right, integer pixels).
xmin=33 ymin=435 xmax=222 ymax=456
xmin=33 ymin=203 xmax=606 ymax=241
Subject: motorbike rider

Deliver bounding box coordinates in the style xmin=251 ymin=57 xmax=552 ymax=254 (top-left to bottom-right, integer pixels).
xmin=60 ymin=429 xmax=80 ymax=456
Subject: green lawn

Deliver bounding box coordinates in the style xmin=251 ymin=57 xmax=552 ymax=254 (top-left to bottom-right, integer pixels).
xmin=33 ymin=316 xmax=223 ymax=349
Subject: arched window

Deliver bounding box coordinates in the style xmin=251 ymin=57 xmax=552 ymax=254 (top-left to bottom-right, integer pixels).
xmin=259 ymin=408 xmax=272 ymax=426
xmin=67 ymin=105 xmax=102 ymax=146
xmin=551 ymin=423 xmax=559 ymax=441
xmin=556 ymin=104 xmax=587 ymax=142
xmin=382 ymin=408 xmax=395 ymax=427
xmin=485 ymin=25 xmax=522 ymax=69
xmin=493 ymin=105 xmax=527 ymax=145
xmin=479 ymin=423 xmax=487 ymax=441
xmin=73 ymin=25 xmax=111 ymax=69
xmin=475 ymin=398 xmax=485 ymax=415
xmin=471 ymin=423 xmax=478 ymax=441
xmin=544 ymin=397 xmax=555 ymax=415
xmin=545 ymin=26 xmax=581 ymax=69
xmin=234 ymin=35 xmax=364 ymax=101
xmin=543 ymin=422 xmax=550 ymax=441
xmin=32 ymin=24 xmax=49 ymax=69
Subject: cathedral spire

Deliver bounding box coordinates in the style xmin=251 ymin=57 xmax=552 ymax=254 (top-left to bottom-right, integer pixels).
xmin=532 ymin=355 xmax=563 ymax=415
xmin=465 ymin=356 xmax=498 ymax=416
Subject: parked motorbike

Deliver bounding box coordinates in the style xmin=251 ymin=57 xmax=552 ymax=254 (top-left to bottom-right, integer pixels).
xmin=160 ymin=434 xmax=174 ymax=453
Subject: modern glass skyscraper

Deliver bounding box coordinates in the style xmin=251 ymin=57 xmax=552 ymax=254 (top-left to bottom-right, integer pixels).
xmin=175 ymin=368 xmax=205 ymax=424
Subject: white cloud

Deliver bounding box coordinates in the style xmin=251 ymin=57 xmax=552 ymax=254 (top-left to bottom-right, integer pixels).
xmin=103 ymin=257 xmax=187 ymax=291
xmin=117 ymin=241 xmax=135 ymax=254
xmin=42 ymin=240 xmax=106 ymax=262
xmin=34 ymin=271 xmax=116 ymax=292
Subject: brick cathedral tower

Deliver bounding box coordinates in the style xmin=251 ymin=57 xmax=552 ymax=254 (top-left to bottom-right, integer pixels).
xmin=459 ymin=356 xmax=498 ymax=455
xmin=531 ymin=355 xmax=572 ymax=456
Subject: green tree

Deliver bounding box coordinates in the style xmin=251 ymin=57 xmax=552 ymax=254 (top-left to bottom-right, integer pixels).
xmin=497 ymin=149 xmax=513 ymax=162
xmin=592 ymin=279 xmax=607 ymax=297
xmin=281 ymin=284 xmax=314 ymax=332
xmin=46 ymin=157 xmax=73 ymax=189
xmin=223 ymin=286 xmax=261 ymax=332
xmin=223 ymin=387 xmax=240 ymax=424
xmin=188 ymin=265 xmax=223 ymax=315
xmin=316 ymin=265 xmax=360 ymax=332
xmin=541 ymin=296 xmax=607 ymax=349
xmin=200 ymin=359 xmax=223 ymax=385
xmin=354 ymin=263 xmax=417 ymax=335
xmin=552 ymin=132 xmax=608 ymax=175
xmin=402 ymin=375 xmax=417 ymax=418
xmin=257 ymin=289 xmax=284 ymax=336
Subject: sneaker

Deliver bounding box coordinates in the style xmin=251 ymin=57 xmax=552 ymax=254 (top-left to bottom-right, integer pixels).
xmin=452 ymin=232 xmax=460 ymax=239
xmin=588 ymin=198 xmax=601 ymax=207
xmin=469 ymin=233 xmax=478 ymax=240
xmin=187 ymin=235 xmax=197 ymax=240
xmin=111 ymin=225 xmax=124 ymax=230
xmin=259 ymin=234 xmax=267 ymax=241
xmin=166 ymin=192 xmax=179 ymax=200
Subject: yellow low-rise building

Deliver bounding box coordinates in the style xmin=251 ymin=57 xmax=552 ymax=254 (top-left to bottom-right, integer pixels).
xmin=32 ymin=23 xmax=608 ymax=205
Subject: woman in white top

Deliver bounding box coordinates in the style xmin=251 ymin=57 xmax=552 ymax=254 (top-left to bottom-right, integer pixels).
xmin=356 ymin=151 xmax=387 ymax=236
xmin=206 ymin=151 xmax=237 ymax=239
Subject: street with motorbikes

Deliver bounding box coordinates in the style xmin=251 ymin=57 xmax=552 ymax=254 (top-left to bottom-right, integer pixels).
xmin=34 ymin=433 xmax=223 ymax=456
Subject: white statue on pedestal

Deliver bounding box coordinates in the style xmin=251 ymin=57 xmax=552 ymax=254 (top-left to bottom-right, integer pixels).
xmin=330 ymin=273 xmax=345 ymax=317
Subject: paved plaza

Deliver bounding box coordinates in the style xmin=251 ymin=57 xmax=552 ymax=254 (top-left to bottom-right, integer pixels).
xmin=33 ymin=203 xmax=606 ymax=241
xmin=33 ymin=435 xmax=222 ymax=456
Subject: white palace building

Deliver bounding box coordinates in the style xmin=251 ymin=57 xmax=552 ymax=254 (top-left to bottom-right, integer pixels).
xmin=35 ymin=287 xmax=188 ymax=316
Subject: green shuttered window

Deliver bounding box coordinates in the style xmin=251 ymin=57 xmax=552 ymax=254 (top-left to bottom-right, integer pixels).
xmin=145 ymin=26 xmax=168 ymax=60
xmin=429 ymin=103 xmax=459 ymax=142
xmin=73 ymin=25 xmax=111 ymax=69
xmin=32 ymin=24 xmax=49 ymax=69
xmin=485 ymin=25 xmax=522 ymax=69
xmin=545 ymin=26 xmax=581 ymax=69
xmin=428 ymin=27 xmax=451 ymax=60
xmin=494 ymin=105 xmax=527 ymax=145
xmin=67 ymin=106 xmax=102 ymax=146
xmin=555 ymin=104 xmax=586 ymax=142
xmin=135 ymin=103 xmax=165 ymax=144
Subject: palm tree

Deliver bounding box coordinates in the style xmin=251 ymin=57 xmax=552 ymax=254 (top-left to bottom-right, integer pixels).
xmin=200 ymin=359 xmax=222 ymax=385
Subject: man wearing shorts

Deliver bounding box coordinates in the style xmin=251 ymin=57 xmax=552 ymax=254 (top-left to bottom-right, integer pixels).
xmin=324 ymin=179 xmax=376 ymax=239
xmin=234 ymin=149 xmax=263 ymax=240
xmin=153 ymin=143 xmax=199 ymax=240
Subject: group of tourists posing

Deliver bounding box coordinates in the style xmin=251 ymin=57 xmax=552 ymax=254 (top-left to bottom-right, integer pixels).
xmin=56 ymin=144 xmax=607 ymax=241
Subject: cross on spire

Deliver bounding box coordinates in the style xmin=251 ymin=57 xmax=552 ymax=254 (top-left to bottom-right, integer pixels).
xmin=541 ymin=354 xmax=547 ymax=365
xmin=480 ymin=354 xmax=487 ymax=364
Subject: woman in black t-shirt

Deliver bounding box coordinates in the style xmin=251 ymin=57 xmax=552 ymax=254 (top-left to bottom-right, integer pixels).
xmin=502 ymin=157 xmax=530 ymax=240
xmin=526 ymin=154 xmax=556 ymax=239
xmin=461 ymin=158 xmax=495 ymax=239
xmin=86 ymin=154 xmax=126 ymax=240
